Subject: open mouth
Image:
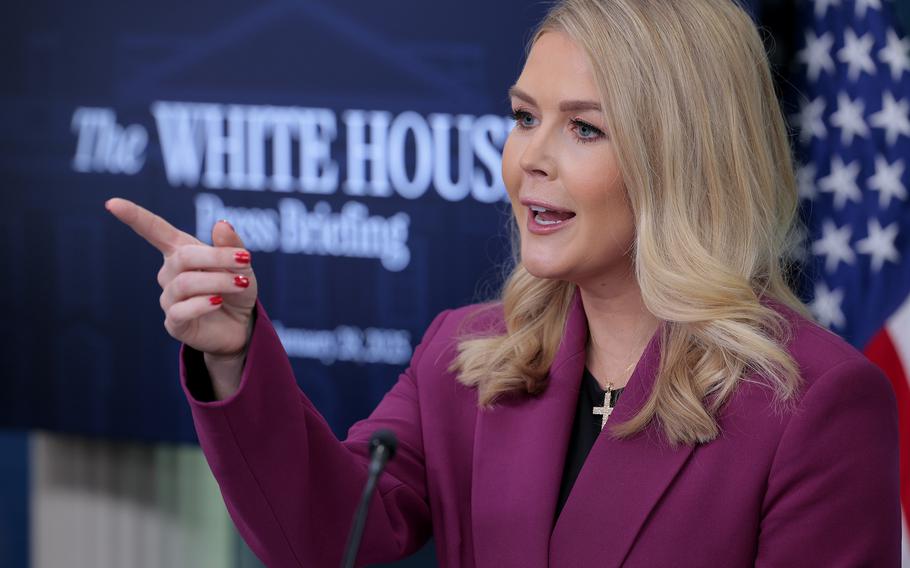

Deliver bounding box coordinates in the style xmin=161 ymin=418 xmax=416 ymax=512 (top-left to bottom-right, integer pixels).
xmin=529 ymin=205 xmax=577 ymax=226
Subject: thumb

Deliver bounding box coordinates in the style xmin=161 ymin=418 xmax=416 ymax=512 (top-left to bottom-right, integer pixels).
xmin=212 ymin=220 xmax=246 ymax=249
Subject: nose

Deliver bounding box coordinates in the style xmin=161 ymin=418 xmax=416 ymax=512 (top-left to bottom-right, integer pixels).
xmin=518 ymin=128 xmax=556 ymax=179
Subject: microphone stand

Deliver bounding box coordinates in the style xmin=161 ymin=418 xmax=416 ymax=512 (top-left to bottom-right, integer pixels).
xmin=340 ymin=429 xmax=398 ymax=568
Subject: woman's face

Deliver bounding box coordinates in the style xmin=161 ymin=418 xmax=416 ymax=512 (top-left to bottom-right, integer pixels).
xmin=502 ymin=31 xmax=635 ymax=288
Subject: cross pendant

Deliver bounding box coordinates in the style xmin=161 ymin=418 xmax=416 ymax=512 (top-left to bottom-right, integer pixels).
xmin=592 ymin=383 xmax=615 ymax=430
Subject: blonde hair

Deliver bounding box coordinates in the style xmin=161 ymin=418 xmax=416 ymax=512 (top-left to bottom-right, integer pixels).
xmin=452 ymin=0 xmax=809 ymax=446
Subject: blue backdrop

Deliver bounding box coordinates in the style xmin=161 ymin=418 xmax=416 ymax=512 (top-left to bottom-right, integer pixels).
xmin=0 ymin=0 xmax=554 ymax=443
xmin=1 ymin=0 xmax=762 ymax=445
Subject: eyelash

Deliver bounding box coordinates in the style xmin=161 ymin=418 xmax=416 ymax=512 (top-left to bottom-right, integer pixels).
xmin=509 ymin=108 xmax=607 ymax=144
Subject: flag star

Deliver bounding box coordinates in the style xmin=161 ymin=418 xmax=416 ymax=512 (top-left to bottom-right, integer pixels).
xmin=879 ymin=29 xmax=910 ymax=81
xmin=838 ymin=29 xmax=877 ymax=81
xmin=830 ymin=93 xmax=869 ymax=145
xmin=813 ymin=0 xmax=841 ymax=18
xmin=868 ymin=156 xmax=907 ymax=207
xmin=856 ymin=219 xmax=900 ymax=271
xmin=869 ymin=92 xmax=910 ymax=145
xmin=854 ymin=0 xmax=882 ymax=18
xmin=797 ymin=162 xmax=819 ymax=200
xmin=819 ymin=156 xmax=863 ymax=208
xmin=793 ymin=97 xmax=827 ymax=144
xmin=810 ymin=282 xmax=846 ymax=329
xmin=811 ymin=220 xmax=856 ymax=272
xmin=797 ymin=31 xmax=836 ymax=81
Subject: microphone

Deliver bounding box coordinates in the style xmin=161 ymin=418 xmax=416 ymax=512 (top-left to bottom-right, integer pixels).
xmin=340 ymin=429 xmax=398 ymax=568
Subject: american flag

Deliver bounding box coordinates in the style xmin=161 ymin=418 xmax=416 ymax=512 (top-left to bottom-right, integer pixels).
xmin=791 ymin=0 xmax=910 ymax=560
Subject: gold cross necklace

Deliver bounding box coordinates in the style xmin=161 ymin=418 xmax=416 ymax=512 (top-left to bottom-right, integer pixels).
xmin=588 ymin=313 xmax=657 ymax=430
xmin=591 ymin=361 xmax=636 ymax=430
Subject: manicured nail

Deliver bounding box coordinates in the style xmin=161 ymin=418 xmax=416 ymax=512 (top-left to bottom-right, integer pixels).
xmin=209 ymin=296 xmax=223 ymax=306
xmin=218 ymin=219 xmax=234 ymax=231
xmin=234 ymin=275 xmax=250 ymax=288
xmin=235 ymin=251 xmax=251 ymax=264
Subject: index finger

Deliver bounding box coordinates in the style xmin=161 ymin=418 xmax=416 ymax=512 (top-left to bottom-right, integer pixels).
xmin=105 ymin=197 xmax=198 ymax=255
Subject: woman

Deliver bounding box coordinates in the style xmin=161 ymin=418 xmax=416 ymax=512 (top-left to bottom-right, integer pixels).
xmin=107 ymin=0 xmax=900 ymax=566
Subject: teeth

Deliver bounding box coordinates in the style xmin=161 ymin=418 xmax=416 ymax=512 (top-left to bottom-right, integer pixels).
xmin=530 ymin=206 xmax=548 ymax=213
xmin=535 ymin=213 xmax=561 ymax=225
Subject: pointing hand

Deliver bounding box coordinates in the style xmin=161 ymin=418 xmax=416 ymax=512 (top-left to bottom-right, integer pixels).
xmin=105 ymin=198 xmax=257 ymax=359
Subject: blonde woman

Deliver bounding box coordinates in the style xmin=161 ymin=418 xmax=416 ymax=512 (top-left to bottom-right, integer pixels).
xmin=108 ymin=0 xmax=899 ymax=565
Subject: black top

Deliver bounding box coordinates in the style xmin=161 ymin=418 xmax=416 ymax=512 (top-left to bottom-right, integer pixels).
xmin=554 ymin=367 xmax=625 ymax=522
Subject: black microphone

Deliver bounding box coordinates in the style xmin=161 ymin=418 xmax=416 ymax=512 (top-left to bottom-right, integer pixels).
xmin=340 ymin=429 xmax=398 ymax=568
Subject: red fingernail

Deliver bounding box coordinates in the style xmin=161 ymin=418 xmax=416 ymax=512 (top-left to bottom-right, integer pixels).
xmin=234 ymin=275 xmax=250 ymax=288
xmin=235 ymin=251 xmax=251 ymax=264
xmin=218 ymin=219 xmax=235 ymax=231
xmin=209 ymin=296 xmax=223 ymax=306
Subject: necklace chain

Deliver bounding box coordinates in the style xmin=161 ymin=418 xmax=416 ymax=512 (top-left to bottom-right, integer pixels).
xmin=591 ymin=310 xmax=651 ymax=390
xmin=590 ymin=339 xmax=648 ymax=390
xmin=589 ymin=319 xmax=654 ymax=429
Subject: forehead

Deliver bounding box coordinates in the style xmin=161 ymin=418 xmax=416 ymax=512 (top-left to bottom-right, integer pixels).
xmin=515 ymin=31 xmax=600 ymax=100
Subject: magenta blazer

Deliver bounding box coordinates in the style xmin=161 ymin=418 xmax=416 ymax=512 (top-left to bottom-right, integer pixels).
xmin=181 ymin=292 xmax=900 ymax=567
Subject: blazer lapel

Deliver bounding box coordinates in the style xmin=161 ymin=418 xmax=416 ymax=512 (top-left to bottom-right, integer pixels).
xmin=471 ymin=291 xmax=588 ymax=568
xmin=549 ymin=329 xmax=697 ymax=566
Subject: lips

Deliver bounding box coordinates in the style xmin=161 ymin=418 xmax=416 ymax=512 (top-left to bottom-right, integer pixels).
xmin=529 ymin=205 xmax=576 ymax=225
xmin=522 ymin=200 xmax=577 ymax=235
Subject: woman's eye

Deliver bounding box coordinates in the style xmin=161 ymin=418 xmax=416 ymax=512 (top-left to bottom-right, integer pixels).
xmin=571 ymin=119 xmax=606 ymax=143
xmin=510 ymin=109 xmax=536 ymax=128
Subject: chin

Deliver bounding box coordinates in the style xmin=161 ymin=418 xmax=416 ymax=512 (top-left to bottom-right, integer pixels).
xmin=520 ymin=256 xmax=571 ymax=282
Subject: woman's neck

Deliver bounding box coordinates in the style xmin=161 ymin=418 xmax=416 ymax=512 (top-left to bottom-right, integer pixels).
xmin=578 ymin=279 xmax=660 ymax=390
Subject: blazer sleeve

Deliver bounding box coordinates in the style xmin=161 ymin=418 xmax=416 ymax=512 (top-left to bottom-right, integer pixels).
xmin=755 ymin=357 xmax=901 ymax=567
xmin=180 ymin=300 xmax=451 ymax=568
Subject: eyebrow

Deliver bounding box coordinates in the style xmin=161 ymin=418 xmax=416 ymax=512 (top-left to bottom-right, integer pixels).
xmin=508 ymin=85 xmax=602 ymax=113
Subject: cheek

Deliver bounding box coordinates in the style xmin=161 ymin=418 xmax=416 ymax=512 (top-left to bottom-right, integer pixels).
xmin=595 ymin=188 xmax=636 ymax=254
xmin=570 ymin=155 xmax=633 ymax=241
xmin=501 ymin=132 xmax=523 ymax=202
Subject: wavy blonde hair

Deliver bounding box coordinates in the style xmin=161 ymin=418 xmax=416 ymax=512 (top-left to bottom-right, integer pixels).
xmin=452 ymin=0 xmax=810 ymax=446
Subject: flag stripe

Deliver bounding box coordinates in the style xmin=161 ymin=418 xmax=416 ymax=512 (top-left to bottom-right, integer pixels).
xmin=864 ymin=326 xmax=910 ymax=525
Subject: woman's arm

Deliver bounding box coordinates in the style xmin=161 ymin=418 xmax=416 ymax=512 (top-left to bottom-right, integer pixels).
xmin=755 ymin=357 xmax=900 ymax=567
xmin=183 ymin=301 xmax=449 ymax=567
